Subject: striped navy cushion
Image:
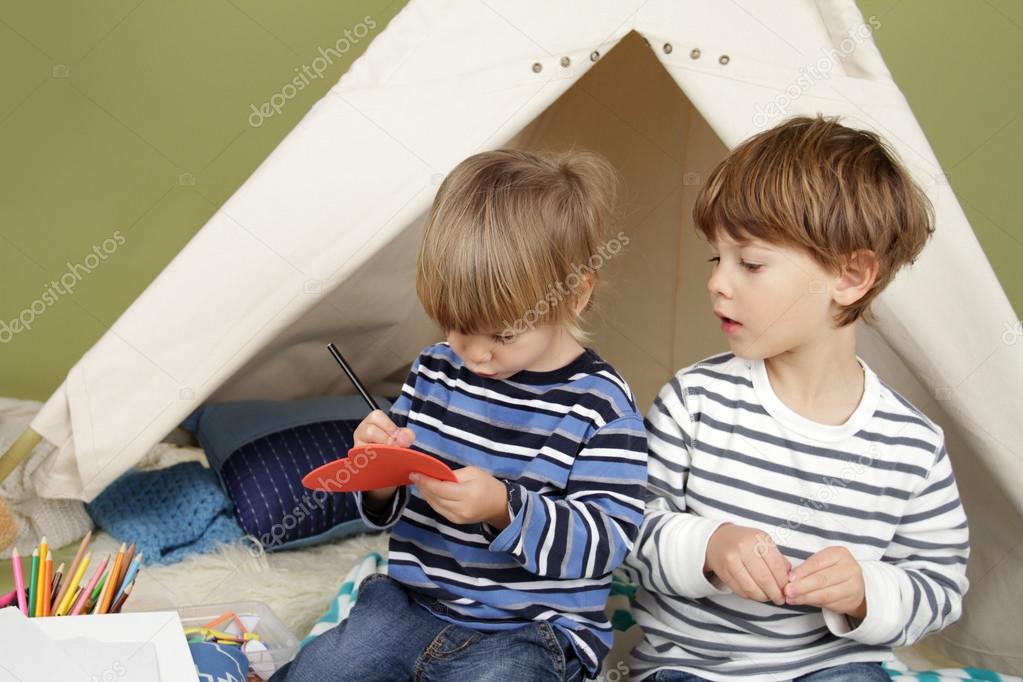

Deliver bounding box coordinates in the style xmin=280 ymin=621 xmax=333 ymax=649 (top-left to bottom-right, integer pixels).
xmin=219 ymin=420 xmax=370 ymax=551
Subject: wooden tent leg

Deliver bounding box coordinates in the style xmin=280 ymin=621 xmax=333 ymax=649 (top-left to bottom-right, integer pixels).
xmin=0 ymin=427 xmax=42 ymax=485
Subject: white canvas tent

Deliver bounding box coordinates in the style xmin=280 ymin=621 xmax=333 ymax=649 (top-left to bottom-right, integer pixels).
xmin=2 ymin=0 xmax=1020 ymax=673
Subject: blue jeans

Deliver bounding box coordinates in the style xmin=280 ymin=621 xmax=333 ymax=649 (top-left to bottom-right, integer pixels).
xmin=269 ymin=574 xmax=584 ymax=681
xmin=651 ymin=662 xmax=889 ymax=681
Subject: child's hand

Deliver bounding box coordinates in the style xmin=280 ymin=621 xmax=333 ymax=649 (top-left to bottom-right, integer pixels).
xmin=785 ymin=546 xmax=867 ymax=619
xmin=354 ymin=410 xmax=415 ymax=449
xmin=354 ymin=410 xmax=415 ymax=507
xmin=410 ymin=466 xmax=510 ymax=529
xmin=705 ymin=523 xmax=792 ymax=605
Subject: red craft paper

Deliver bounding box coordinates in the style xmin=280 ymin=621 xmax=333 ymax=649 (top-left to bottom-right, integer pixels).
xmin=302 ymin=444 xmax=457 ymax=492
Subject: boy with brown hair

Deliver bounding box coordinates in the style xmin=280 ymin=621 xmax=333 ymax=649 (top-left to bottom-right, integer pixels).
xmin=625 ymin=116 xmax=969 ymax=681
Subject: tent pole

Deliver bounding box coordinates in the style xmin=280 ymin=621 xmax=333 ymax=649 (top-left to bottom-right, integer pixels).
xmin=0 ymin=427 xmax=42 ymax=485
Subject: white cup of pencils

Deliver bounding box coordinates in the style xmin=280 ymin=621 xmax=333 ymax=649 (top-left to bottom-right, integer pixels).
xmin=0 ymin=531 xmax=142 ymax=617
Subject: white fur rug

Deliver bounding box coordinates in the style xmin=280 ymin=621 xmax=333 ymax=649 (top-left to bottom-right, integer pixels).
xmin=116 ymin=529 xmax=389 ymax=639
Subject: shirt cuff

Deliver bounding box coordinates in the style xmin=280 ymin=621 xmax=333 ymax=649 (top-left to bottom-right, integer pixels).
xmin=487 ymin=481 xmax=527 ymax=554
xmin=661 ymin=516 xmax=731 ymax=598
xmin=823 ymin=560 xmax=904 ymax=645
xmin=356 ymin=486 xmax=408 ymax=530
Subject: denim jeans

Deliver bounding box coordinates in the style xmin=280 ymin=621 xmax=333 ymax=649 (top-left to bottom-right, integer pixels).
xmin=651 ymin=661 xmax=889 ymax=682
xmin=269 ymin=573 xmax=584 ymax=681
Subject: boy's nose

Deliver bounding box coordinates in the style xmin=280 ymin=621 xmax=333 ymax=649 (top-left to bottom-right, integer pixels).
xmin=467 ymin=345 xmax=492 ymax=364
xmin=707 ymin=268 xmax=731 ymax=299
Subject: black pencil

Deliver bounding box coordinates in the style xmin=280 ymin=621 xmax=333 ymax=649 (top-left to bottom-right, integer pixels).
xmin=326 ymin=343 xmax=380 ymax=412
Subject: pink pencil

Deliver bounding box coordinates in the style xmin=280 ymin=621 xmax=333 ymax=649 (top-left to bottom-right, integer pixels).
xmin=69 ymin=555 xmax=109 ymax=616
xmin=12 ymin=547 xmax=27 ymax=616
xmin=0 ymin=589 xmax=16 ymax=608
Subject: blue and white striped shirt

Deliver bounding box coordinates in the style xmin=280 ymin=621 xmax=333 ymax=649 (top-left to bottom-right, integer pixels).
xmin=625 ymin=352 xmax=970 ymax=681
xmin=357 ymin=343 xmax=648 ymax=676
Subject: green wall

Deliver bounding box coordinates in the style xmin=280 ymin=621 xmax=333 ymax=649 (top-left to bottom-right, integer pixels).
xmin=1 ymin=1 xmax=1019 ymax=401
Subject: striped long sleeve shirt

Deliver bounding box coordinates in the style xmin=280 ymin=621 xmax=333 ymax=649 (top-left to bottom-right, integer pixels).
xmin=355 ymin=343 xmax=648 ymax=676
xmin=624 ymin=353 xmax=969 ymax=681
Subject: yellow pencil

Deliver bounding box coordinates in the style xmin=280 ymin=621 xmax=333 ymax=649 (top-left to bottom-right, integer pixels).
xmin=98 ymin=543 xmax=126 ymax=614
xmin=56 ymin=552 xmax=91 ymax=616
xmin=53 ymin=531 xmax=91 ymax=615
xmin=34 ymin=537 xmax=47 ymax=617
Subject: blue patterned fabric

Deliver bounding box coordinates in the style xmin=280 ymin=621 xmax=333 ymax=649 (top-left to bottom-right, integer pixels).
xmin=221 ymin=420 xmax=369 ymax=551
xmin=189 ymin=641 xmax=249 ymax=681
xmin=86 ymin=462 xmax=244 ymax=565
xmin=184 ymin=396 xmax=391 ymax=552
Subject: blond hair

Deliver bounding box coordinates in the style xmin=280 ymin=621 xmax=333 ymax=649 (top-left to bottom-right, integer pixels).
xmin=416 ymin=149 xmax=620 ymax=340
xmin=694 ymin=115 xmax=934 ymax=326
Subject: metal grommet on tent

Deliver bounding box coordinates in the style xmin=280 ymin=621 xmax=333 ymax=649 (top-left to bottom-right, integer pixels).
xmin=719 ymin=54 xmax=730 ymax=65
xmin=690 ymin=48 xmax=701 ymax=59
xmin=590 ymin=50 xmax=600 ymax=62
xmin=532 ymin=62 xmax=543 ymax=73
xmin=560 ymin=56 xmax=571 ymax=68
xmin=663 ymin=43 xmax=673 ymax=54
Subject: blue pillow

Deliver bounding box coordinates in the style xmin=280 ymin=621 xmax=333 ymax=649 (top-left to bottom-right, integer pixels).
xmin=182 ymin=395 xmax=391 ymax=552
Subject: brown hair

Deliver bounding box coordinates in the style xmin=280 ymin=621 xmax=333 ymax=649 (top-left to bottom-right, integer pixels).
xmin=416 ymin=149 xmax=620 ymax=340
xmin=693 ymin=115 xmax=934 ymax=326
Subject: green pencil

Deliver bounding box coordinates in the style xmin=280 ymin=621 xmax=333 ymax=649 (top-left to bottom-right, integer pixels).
xmin=28 ymin=548 xmax=39 ymax=618
xmin=90 ymin=573 xmax=108 ymax=602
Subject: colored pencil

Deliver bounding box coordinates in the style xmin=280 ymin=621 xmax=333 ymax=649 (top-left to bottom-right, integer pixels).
xmin=98 ymin=543 xmax=126 ymax=614
xmin=41 ymin=556 xmax=52 ymax=617
xmin=55 ymin=551 xmax=91 ymax=616
xmin=70 ymin=555 xmax=108 ymax=616
xmin=12 ymin=547 xmax=27 ymax=616
xmin=52 ymin=531 xmax=91 ymax=615
xmin=112 ymin=553 xmax=142 ymax=606
xmin=34 ymin=537 xmax=47 ymax=617
xmin=27 ymin=548 xmax=38 ymax=617
xmin=91 ymin=573 xmax=108 ymax=602
xmin=116 ymin=543 xmax=135 ymax=591
xmin=110 ymin=580 xmax=134 ymax=614
xmin=49 ymin=562 xmax=65 ymax=609
xmin=0 ymin=589 xmax=15 ymax=608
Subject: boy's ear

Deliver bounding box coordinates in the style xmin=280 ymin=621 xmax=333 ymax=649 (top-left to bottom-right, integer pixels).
xmin=833 ymin=249 xmax=879 ymax=307
xmin=572 ymin=274 xmax=596 ymax=315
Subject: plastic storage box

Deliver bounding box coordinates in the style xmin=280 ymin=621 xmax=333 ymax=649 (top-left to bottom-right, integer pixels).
xmin=177 ymin=600 xmax=299 ymax=679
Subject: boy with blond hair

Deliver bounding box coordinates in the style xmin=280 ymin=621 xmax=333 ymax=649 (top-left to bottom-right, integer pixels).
xmin=273 ymin=149 xmax=647 ymax=681
xmin=625 ymin=117 xmax=969 ymax=682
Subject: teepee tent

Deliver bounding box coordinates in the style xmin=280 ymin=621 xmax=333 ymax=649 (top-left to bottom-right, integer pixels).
xmin=2 ymin=0 xmax=1020 ymax=672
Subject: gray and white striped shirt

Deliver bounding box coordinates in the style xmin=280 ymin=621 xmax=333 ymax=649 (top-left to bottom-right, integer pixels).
xmin=624 ymin=352 xmax=969 ymax=681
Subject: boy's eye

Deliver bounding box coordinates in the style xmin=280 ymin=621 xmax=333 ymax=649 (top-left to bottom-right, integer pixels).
xmin=707 ymin=256 xmax=720 ymax=265
xmin=740 ymin=260 xmax=763 ymax=273
xmin=493 ymin=333 xmax=516 ymax=345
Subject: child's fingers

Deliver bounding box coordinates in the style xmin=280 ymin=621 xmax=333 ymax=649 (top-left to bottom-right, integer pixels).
xmin=410 ymin=473 xmax=462 ymax=501
xmin=790 ymin=546 xmax=844 ymax=581
xmin=747 ymin=556 xmax=785 ymax=605
xmin=786 ymin=562 xmax=855 ymax=601
xmin=729 ymin=559 xmax=769 ymax=602
xmin=714 ymin=565 xmax=742 ymax=598
xmin=787 ymin=576 xmax=855 ymax=608
xmin=395 ymin=427 xmax=416 ymax=447
xmin=762 ymin=547 xmax=792 ymax=596
xmin=356 ymin=410 xmax=400 ymax=444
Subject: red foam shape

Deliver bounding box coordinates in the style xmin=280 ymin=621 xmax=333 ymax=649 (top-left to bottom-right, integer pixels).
xmin=302 ymin=444 xmax=457 ymax=492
